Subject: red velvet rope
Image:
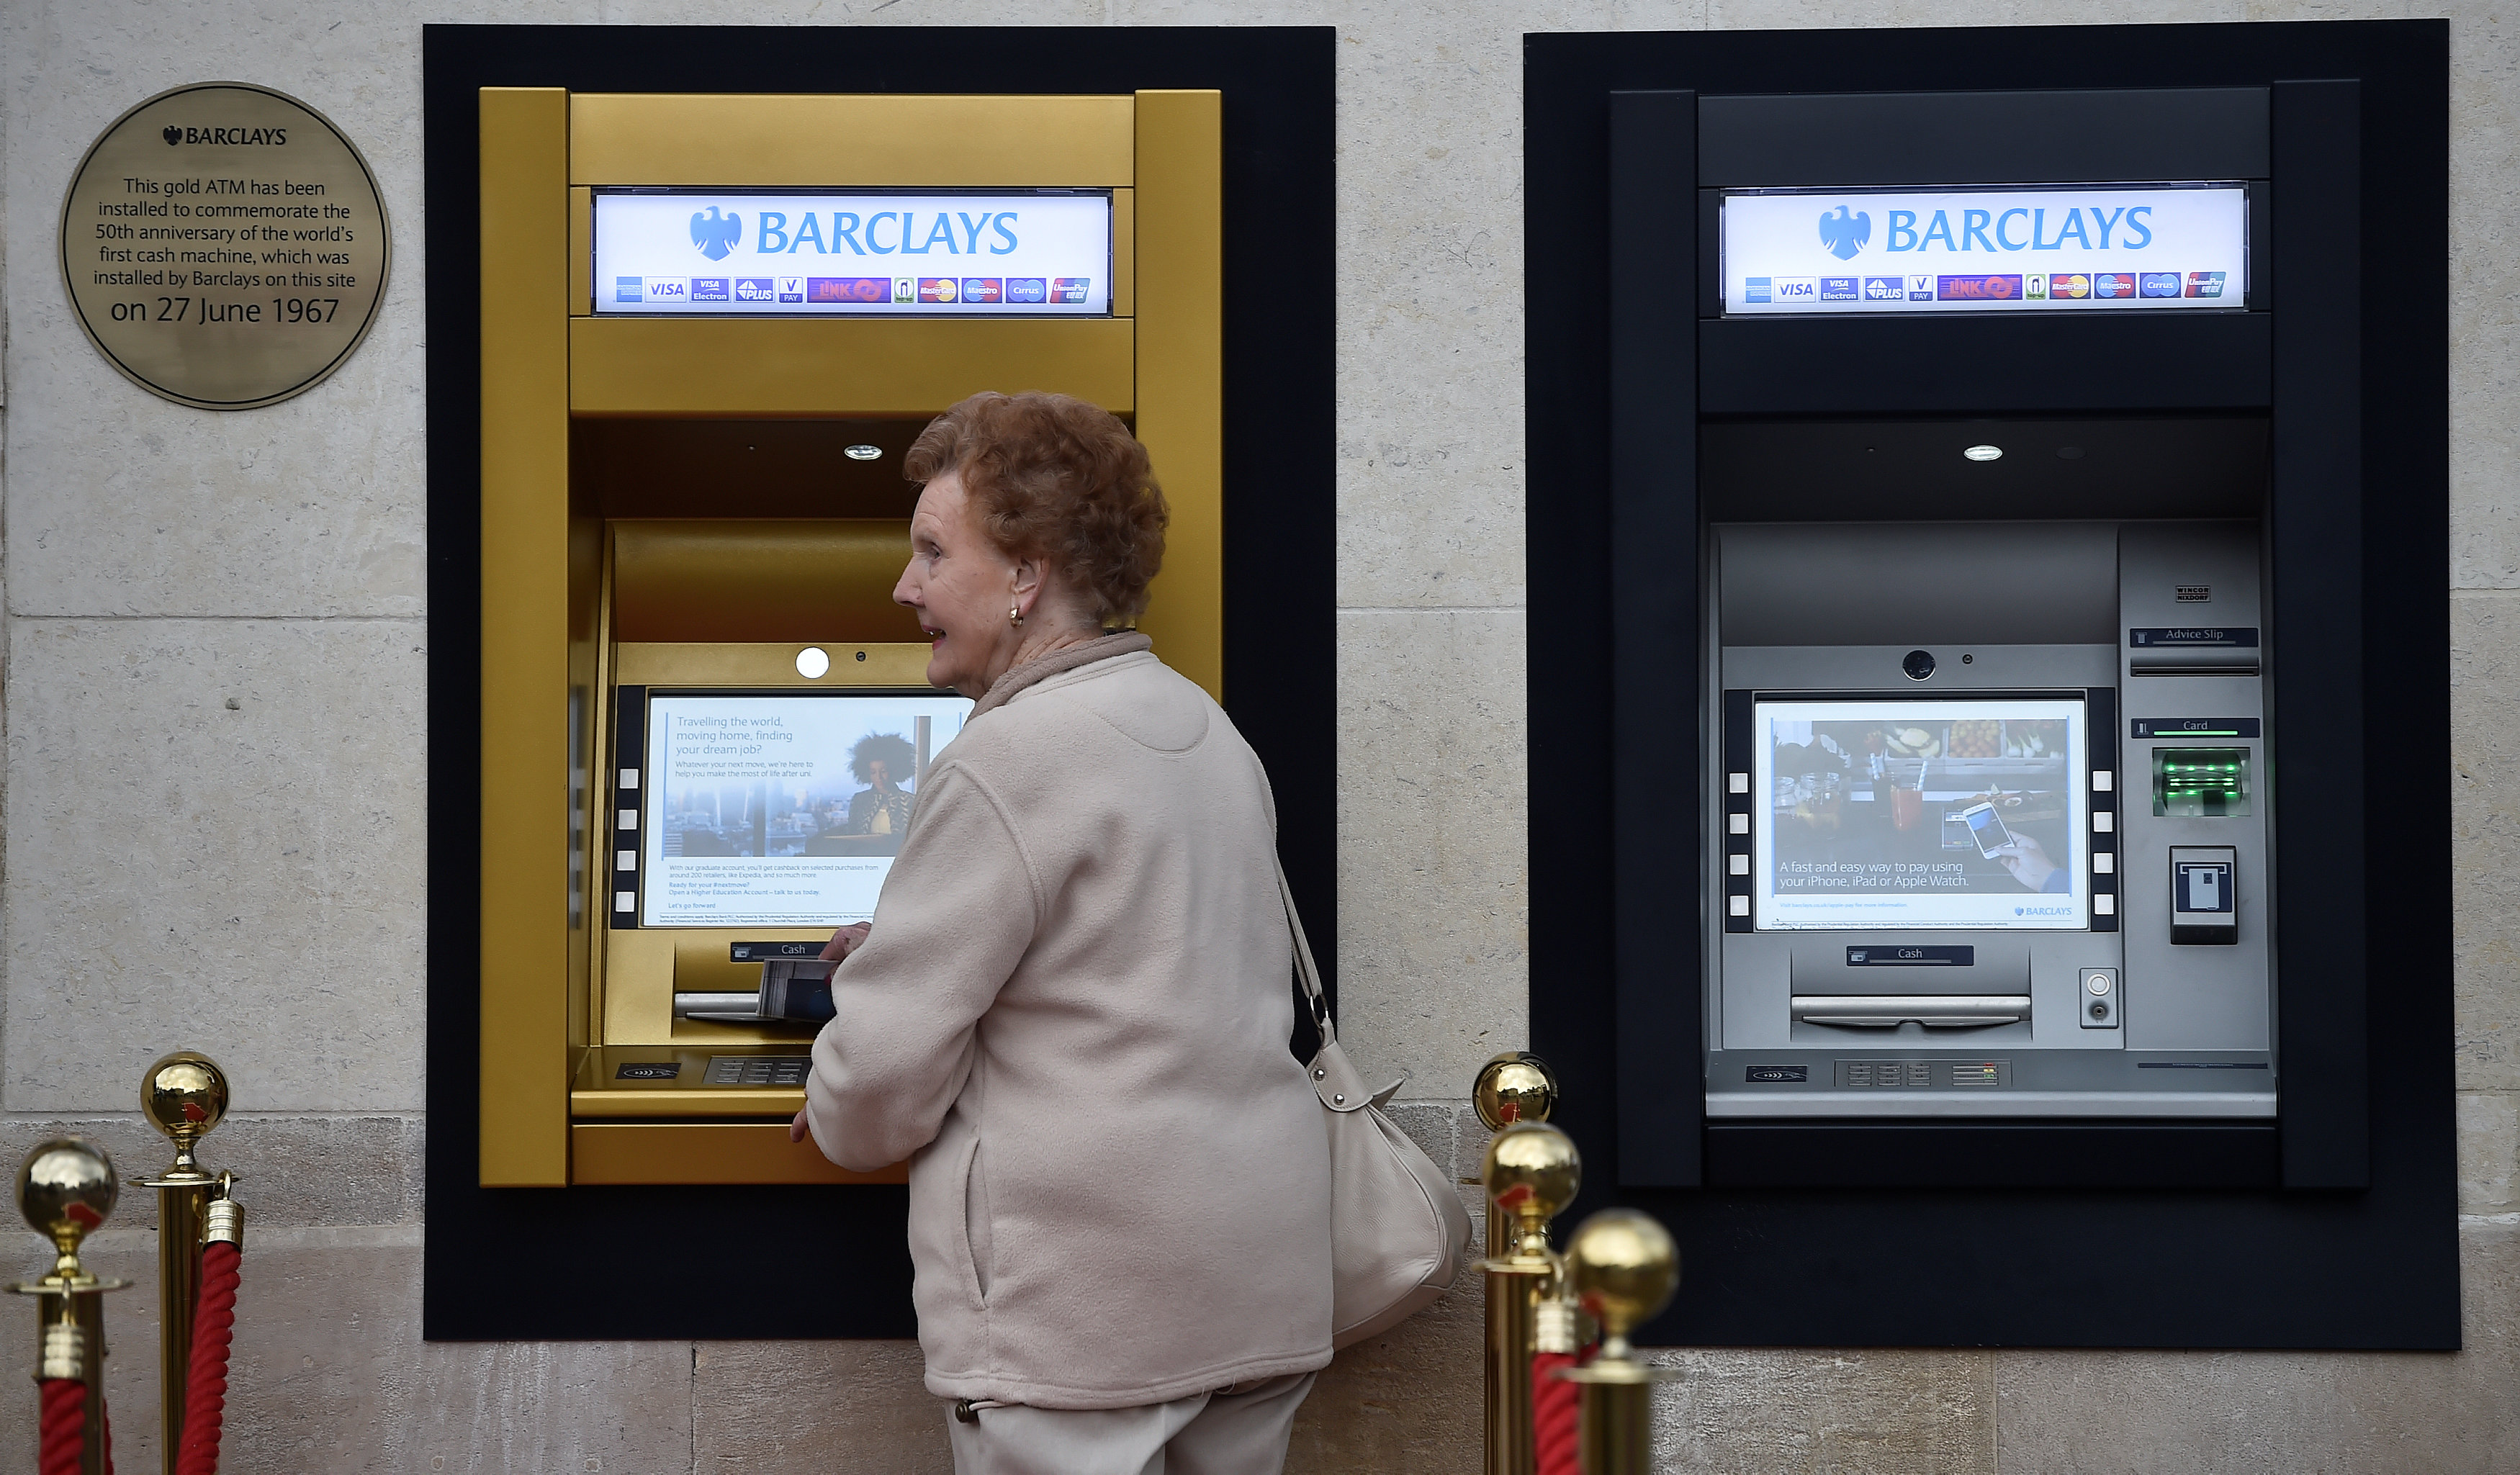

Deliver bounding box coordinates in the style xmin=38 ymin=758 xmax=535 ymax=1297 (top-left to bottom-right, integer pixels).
xmin=174 ymin=1241 xmax=240 ymax=1475
xmin=38 ymin=1378 xmax=85 ymax=1475
xmin=1531 ymin=1350 xmax=1582 ymax=1475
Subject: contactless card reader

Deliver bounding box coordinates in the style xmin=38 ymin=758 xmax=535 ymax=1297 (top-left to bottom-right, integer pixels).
xmin=2170 ymin=847 xmax=2238 ymax=945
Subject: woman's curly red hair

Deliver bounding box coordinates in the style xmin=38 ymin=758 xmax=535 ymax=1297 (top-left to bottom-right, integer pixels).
xmin=904 ymin=392 xmax=1170 ymax=626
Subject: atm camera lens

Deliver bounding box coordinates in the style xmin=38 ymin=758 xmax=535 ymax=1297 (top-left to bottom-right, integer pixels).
xmin=1902 ymin=650 xmax=1937 ymax=681
xmin=2090 ymin=1001 xmax=2110 ymax=1021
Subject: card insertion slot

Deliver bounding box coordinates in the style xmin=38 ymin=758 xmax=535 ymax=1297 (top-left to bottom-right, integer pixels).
xmin=1791 ymin=994 xmax=2031 ymax=1028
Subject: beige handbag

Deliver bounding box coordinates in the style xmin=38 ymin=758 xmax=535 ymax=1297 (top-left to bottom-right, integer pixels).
xmin=1279 ymin=862 xmax=1475 ymax=1347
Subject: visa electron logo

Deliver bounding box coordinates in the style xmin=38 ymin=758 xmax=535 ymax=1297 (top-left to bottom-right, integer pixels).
xmin=690 ymin=207 xmax=742 ymax=263
xmin=1817 ymin=206 xmax=1871 ymax=261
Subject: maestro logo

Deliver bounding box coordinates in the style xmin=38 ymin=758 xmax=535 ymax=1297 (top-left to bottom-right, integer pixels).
xmin=1817 ymin=205 xmax=1872 ymax=261
xmin=689 ymin=206 xmax=743 ymax=263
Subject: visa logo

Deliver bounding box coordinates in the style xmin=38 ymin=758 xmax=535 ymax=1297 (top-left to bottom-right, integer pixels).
xmin=644 ymin=278 xmax=689 ymax=300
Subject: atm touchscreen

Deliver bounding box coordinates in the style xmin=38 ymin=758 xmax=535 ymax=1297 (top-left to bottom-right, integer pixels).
xmin=636 ymin=690 xmax=974 ymax=928
xmin=1753 ymin=697 xmax=2087 ymax=931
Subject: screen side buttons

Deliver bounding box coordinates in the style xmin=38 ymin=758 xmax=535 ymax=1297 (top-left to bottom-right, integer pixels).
xmin=2081 ymin=967 xmax=2120 ymax=1029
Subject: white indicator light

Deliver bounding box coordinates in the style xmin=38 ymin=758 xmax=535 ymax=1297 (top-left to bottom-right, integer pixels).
xmin=1963 ymin=444 xmax=2004 ymax=462
xmin=796 ymin=646 xmax=831 ymax=678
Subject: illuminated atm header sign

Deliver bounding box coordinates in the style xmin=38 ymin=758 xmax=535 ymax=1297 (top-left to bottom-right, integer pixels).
xmin=1722 ymin=184 xmax=2249 ymax=315
xmin=593 ymin=190 xmax=1111 ymax=315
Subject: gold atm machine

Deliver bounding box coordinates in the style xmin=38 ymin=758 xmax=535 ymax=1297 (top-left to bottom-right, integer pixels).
xmin=474 ymin=89 xmax=1220 ymax=1188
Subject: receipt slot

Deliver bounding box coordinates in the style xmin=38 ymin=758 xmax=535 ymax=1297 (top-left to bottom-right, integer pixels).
xmin=475 ymin=88 xmax=1223 ymax=1187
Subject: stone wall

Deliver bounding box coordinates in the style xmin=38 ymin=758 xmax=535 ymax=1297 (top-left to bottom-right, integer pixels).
xmin=4 ymin=0 xmax=2514 ymax=1469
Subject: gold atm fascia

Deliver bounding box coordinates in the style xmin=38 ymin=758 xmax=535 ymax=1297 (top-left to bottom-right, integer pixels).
xmin=478 ymin=88 xmax=1221 ymax=1186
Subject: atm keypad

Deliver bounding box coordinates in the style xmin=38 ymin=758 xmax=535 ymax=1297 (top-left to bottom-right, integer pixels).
xmin=703 ymin=1055 xmax=811 ymax=1086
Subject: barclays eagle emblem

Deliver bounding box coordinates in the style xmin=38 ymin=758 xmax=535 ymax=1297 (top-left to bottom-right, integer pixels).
xmin=690 ymin=207 xmax=743 ymax=262
xmin=1817 ymin=206 xmax=1871 ymax=261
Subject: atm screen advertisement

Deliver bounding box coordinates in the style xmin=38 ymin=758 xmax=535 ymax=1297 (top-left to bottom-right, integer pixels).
xmin=1752 ymin=698 xmax=2088 ymax=930
xmin=639 ymin=691 xmax=974 ymax=928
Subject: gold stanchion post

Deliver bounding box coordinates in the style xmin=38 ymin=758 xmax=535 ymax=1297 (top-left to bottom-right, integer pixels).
xmin=137 ymin=1051 xmax=230 ymax=1475
xmin=1479 ymin=1113 xmax=1579 ymax=1475
xmin=12 ymin=1138 xmax=130 ymax=1475
xmin=1471 ymin=1052 xmax=1561 ymax=1475
xmin=1559 ymin=1209 xmax=1683 ymax=1475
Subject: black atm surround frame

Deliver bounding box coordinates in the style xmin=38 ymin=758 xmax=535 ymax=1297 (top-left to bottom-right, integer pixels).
xmin=423 ymin=25 xmax=1336 ymax=1340
xmin=1529 ymin=22 xmax=2453 ymax=1347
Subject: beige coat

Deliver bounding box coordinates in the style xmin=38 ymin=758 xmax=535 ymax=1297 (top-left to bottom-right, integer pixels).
xmin=804 ymin=648 xmax=1335 ymax=1409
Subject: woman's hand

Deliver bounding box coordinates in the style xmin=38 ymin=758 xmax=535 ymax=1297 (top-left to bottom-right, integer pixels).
xmin=791 ymin=1107 xmax=811 ymax=1144
xmin=822 ymin=921 xmax=873 ymax=962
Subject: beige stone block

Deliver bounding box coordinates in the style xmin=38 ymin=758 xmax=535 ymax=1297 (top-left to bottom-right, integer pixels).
xmin=1111 ymin=0 xmax=1552 ymax=608
xmin=3 ymin=618 xmax=427 ymax=1112
xmin=1647 ymin=1346 xmax=1996 ymax=1474
xmin=0 ymin=1112 xmax=423 ymax=1227
xmin=2454 ymin=596 xmax=2520 ymax=1088
xmin=1287 ymin=1255 xmax=1486 ymax=1474
xmin=0 ymin=1226 xmax=695 ymax=1475
xmin=2459 ymin=1091 xmax=2520 ymax=1209
xmin=1989 ymin=1215 xmax=2520 ymax=1473
xmin=4 ymin=8 xmax=431 ymax=620
xmin=693 ymin=1338 xmax=952 ymax=1474
xmin=1336 ymin=609 xmax=1528 ymax=1100
xmin=2451 ymin=325 xmax=2520 ymax=590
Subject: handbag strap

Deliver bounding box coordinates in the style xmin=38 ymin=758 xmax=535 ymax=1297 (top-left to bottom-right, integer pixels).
xmin=1274 ymin=854 xmax=1336 ymax=1047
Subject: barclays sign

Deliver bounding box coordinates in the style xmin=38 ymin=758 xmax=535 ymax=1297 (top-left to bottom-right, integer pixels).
xmin=1722 ymin=183 xmax=2249 ymax=315
xmin=591 ymin=189 xmax=1113 ymax=316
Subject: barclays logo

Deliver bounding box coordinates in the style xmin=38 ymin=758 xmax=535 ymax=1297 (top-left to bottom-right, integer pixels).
xmin=690 ymin=207 xmax=742 ymax=263
xmin=1818 ymin=206 xmax=1871 ymax=261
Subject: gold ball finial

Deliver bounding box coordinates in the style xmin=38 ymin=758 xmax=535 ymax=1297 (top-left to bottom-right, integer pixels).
xmin=18 ymin=1137 xmax=118 ymax=1283
xmin=142 ymin=1050 xmax=229 ymax=1174
xmin=1482 ymin=1121 xmax=1581 ymax=1259
xmin=1472 ymin=1051 xmax=1558 ymax=1132
xmin=1565 ymin=1208 xmax=1680 ymax=1357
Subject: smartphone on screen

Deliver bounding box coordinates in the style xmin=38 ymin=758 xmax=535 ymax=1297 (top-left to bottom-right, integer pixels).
xmin=1961 ymin=802 xmax=2015 ymax=858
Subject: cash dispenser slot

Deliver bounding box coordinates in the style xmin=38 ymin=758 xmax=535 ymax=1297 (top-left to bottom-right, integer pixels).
xmin=1793 ymin=996 xmax=2031 ymax=1028
xmin=1788 ymin=944 xmax=2030 ymax=1029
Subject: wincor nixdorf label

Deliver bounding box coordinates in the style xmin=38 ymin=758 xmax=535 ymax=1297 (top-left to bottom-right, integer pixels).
xmin=1745 ymin=1065 xmax=1809 ymax=1083
xmin=1846 ymin=946 xmax=1974 ymax=966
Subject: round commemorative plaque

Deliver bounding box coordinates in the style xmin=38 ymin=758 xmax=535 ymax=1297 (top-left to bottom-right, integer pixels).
xmin=59 ymin=82 xmax=390 ymax=410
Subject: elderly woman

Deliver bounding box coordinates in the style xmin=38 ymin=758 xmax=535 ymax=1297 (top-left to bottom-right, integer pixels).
xmin=791 ymin=391 xmax=1333 ymax=1474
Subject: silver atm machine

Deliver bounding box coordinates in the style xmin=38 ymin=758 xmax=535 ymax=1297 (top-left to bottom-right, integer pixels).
xmin=1705 ymin=518 xmax=2274 ymax=1118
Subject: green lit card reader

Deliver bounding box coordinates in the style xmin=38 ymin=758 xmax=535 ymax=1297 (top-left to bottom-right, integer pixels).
xmin=2171 ymin=847 xmax=2238 ymax=945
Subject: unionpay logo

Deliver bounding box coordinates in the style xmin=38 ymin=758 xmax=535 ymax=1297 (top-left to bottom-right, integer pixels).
xmin=690 ymin=207 xmax=742 ymax=263
xmin=1817 ymin=206 xmax=1871 ymax=261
